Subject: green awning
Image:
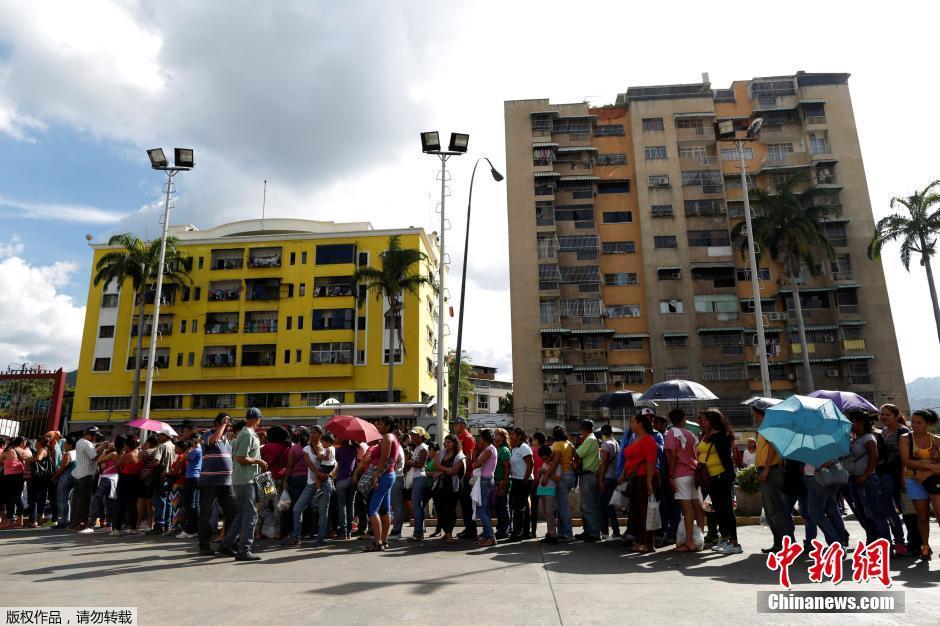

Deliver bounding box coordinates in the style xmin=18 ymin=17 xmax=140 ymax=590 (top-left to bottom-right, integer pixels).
xmin=816 ymin=183 xmax=844 ymax=190
xmin=612 ymin=333 xmax=649 ymax=339
xmin=799 ymin=99 xmax=827 ymax=104
xmin=532 ymin=142 xmax=559 ymax=148
xmin=541 ymin=364 xmax=573 ymax=371
xmin=699 ymin=327 xmax=744 ymax=333
xmin=663 ymin=332 xmax=689 ymax=338
xmin=785 ymin=357 xmax=838 ymax=364
xmin=834 ymin=283 xmax=861 ymax=290
xmin=571 ymin=328 xmax=615 ymax=335
xmin=609 ymin=365 xmax=647 ymax=373
xmin=531 ymin=111 xmax=559 ymax=117
xmin=559 ymin=174 xmax=600 ymax=182
xmin=754 ymin=104 xmax=798 ymax=112
xmin=839 ymin=320 xmax=866 ymax=327
xmin=556 ymin=114 xmax=596 ymax=120
xmin=787 ymin=324 xmax=837 ymax=331
xmin=540 ymin=328 xmax=571 ymax=334
xmin=657 ymin=266 xmax=682 ymax=271
xmin=556 ymin=146 xmax=598 ymax=153
xmin=777 ymin=286 xmax=833 ymax=295
xmin=840 ymin=354 xmax=874 ymax=361
xmin=811 ymin=157 xmax=838 ymax=165
xmin=821 ymin=217 xmax=849 ymax=224
xmin=716 ymin=114 xmax=749 ymax=121
xmin=674 ymin=111 xmax=715 ymax=118
xmin=543 ymin=399 xmax=566 ymax=405
xmin=747 ymin=327 xmax=781 ymax=334
xmin=573 ymin=365 xmax=608 ymax=372
xmin=534 ymin=171 xmax=561 ymax=178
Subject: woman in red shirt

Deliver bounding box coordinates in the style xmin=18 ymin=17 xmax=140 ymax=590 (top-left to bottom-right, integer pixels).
xmin=620 ymin=412 xmax=658 ymax=553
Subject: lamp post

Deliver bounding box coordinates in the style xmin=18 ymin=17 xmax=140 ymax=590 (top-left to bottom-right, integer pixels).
xmin=141 ymin=148 xmax=193 ymax=419
xmin=421 ymin=131 xmax=468 ymax=440
xmin=717 ymin=118 xmax=771 ymax=398
xmin=451 ymin=157 xmax=503 ymax=424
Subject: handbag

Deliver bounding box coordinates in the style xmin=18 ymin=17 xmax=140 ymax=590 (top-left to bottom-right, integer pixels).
xmin=254 ymin=471 xmax=278 ymax=502
xmin=695 ymin=443 xmax=714 ymax=490
xmin=815 ymin=462 xmax=849 ymax=489
xmin=32 ymin=455 xmax=54 ymax=480
xmin=358 ymin=465 xmax=377 ymax=496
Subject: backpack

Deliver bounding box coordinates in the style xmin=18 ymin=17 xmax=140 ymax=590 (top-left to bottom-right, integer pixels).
xmin=32 ymin=455 xmax=54 ymax=480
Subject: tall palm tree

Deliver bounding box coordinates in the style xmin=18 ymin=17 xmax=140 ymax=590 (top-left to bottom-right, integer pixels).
xmin=869 ymin=180 xmax=940 ymax=343
xmin=353 ymin=235 xmax=436 ymax=402
xmin=731 ymin=174 xmax=839 ymax=392
xmin=93 ymin=234 xmax=190 ymax=418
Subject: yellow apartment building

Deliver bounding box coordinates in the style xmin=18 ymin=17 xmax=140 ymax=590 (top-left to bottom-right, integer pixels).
xmin=72 ymin=219 xmax=442 ymax=429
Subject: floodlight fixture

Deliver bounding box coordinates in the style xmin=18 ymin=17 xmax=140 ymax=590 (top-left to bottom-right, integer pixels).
xmin=421 ymin=131 xmax=441 ymax=153
xmin=147 ymin=148 xmax=168 ymax=169
xmin=448 ymin=132 xmax=470 ymax=153
xmin=174 ymin=148 xmax=195 ymax=169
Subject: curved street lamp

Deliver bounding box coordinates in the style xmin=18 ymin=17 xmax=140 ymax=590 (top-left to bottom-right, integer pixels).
xmin=451 ymin=156 xmax=504 ymax=422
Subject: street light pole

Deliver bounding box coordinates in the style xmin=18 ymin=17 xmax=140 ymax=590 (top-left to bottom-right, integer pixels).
xmin=451 ymin=157 xmax=503 ymax=422
xmin=738 ymin=139 xmax=772 ymax=398
xmin=141 ymin=148 xmax=193 ymax=420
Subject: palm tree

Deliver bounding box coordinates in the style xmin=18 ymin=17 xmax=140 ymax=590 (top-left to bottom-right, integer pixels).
xmin=353 ymin=235 xmax=436 ymax=402
xmin=731 ymin=174 xmax=839 ymax=392
xmin=869 ymin=180 xmax=940 ymax=343
xmin=93 ymin=234 xmax=190 ymax=418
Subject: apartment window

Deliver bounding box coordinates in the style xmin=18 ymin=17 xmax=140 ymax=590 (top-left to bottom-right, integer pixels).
xmin=685 ymin=199 xmax=724 ymax=217
xmin=610 ymin=338 xmax=643 ymax=350
xmin=427 ymin=358 xmax=434 ymax=375
xmin=197 ymin=256 xmax=204 ymax=269
xmin=150 ymin=395 xmax=183 ymax=410
xmin=651 ymin=204 xmax=674 ymax=217
xmin=89 ymin=396 xmax=131 ymax=412
xmin=594 ymin=124 xmax=624 ymax=136
xmin=477 ymin=395 xmax=490 ymax=410
xmin=602 ymin=241 xmax=635 ymax=254
xmin=809 ymin=132 xmax=830 ymax=154
xmin=663 ymin=335 xmax=688 ymax=347
xmin=176 ymin=353 xmax=183 ymax=367
xmin=312 ymin=308 xmax=355 ymax=330
xmin=555 ymin=207 xmax=594 ymax=222
xmin=286 ymin=316 xmax=293 ymax=330
xmin=535 ymin=200 xmax=555 ymax=226
xmin=596 ymin=153 xmax=627 ymax=166
xmin=285 ymin=348 xmax=292 ymax=364
xmin=597 ymin=181 xmax=630 ymax=194
xmin=675 ymin=117 xmax=705 ymax=130
xmin=740 ymin=297 xmax=775 ymax=314
xmin=766 ymin=143 xmax=794 ymax=159
xmin=192 ymin=394 xmax=236 ymax=410
xmin=180 ymin=320 xmax=187 ymax=334
xmin=290 ymin=252 xmax=296 ymax=265
xmin=534 ymin=181 xmax=556 ymax=196
xmin=736 ymin=268 xmax=771 ymax=281
xmin=299 ymin=283 xmax=306 ymax=296
xmin=383 ymin=348 xmax=403 ymax=364
xmin=310 ymin=342 xmax=354 ymax=365
xmin=316 ymin=244 xmax=356 ymax=265
xmin=101 ymin=294 xmax=118 ymax=308
xmin=660 ymin=300 xmax=684 ymax=314
xmin=314 ymin=275 xmax=355 ymax=297
xmin=604 ymin=273 xmax=638 ymax=286
xmin=301 ymin=391 xmax=345 ymax=407
xmin=666 ymin=367 xmax=689 ymax=380
xmin=242 ymin=344 xmax=277 ymax=367
xmin=355 ymin=390 xmax=401 ymax=403
xmin=193 ymin=287 xmax=201 ymax=301
xmin=642 ymin=118 xmax=665 ymax=131
xmin=654 ymin=236 xmax=678 ymax=249
xmin=607 ymin=304 xmax=641 ymax=318
xmin=98 ymin=325 xmax=115 ymax=338
xmin=681 ymin=170 xmax=723 ymax=187
xmin=687 ymin=230 xmax=730 ymax=247
xmin=357 ymin=316 xmax=365 ymax=330
xmin=245 ymin=393 xmax=290 ymax=408
xmin=191 ymin=319 xmax=198 ymax=333
xmin=702 ymin=362 xmax=747 ymax=381
xmin=602 ymin=211 xmax=632 ymax=224
xmin=679 ymin=145 xmax=708 ymax=160
xmin=540 ymin=299 xmax=559 ymax=325
xmin=93 ymin=358 xmax=110 ymax=371
xmin=658 ymin=268 xmax=681 ymax=280
xmin=538 ymin=264 xmax=560 ymax=290
xmin=700 ymin=331 xmax=743 ymax=347
xmin=721 ymin=147 xmax=754 ymax=161
xmin=297 ymin=315 xmax=305 ymax=330
xmin=694 ymin=294 xmax=739 ymax=314
xmin=645 ymin=146 xmax=667 ymax=160
xmin=188 ymin=352 xmax=195 ymax=366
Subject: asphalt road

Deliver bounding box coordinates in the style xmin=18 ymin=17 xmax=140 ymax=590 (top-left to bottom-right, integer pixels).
xmin=0 ymin=521 xmax=937 ymax=625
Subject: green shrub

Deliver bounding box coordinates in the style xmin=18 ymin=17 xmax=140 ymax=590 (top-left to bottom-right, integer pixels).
xmin=736 ymin=465 xmax=760 ymax=493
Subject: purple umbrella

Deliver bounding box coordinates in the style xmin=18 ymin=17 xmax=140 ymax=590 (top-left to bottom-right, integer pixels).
xmin=806 ymin=390 xmax=878 ymax=414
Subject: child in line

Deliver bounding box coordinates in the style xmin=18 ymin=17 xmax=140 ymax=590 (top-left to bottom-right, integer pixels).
xmin=536 ymin=444 xmax=560 ymax=545
xmin=314 ymin=432 xmax=336 ymax=496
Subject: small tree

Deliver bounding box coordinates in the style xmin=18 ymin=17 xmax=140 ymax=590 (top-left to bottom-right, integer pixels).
xmin=353 ymin=235 xmax=435 ymax=402
xmin=447 ymin=350 xmax=474 ymax=418
xmin=499 ymin=392 xmax=514 ymax=415
xmin=869 ymin=180 xmax=940 ymax=343
xmin=93 ymin=234 xmax=190 ymax=418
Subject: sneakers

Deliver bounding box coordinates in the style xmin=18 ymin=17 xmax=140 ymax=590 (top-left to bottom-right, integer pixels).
xmin=217 ymin=544 xmax=237 ymax=557
xmin=78 ymin=527 xmax=95 ymax=535
xmin=716 ymin=543 xmax=743 ymax=555
xmin=234 ymin=552 xmax=261 ymax=561
xmin=711 ymin=541 xmax=729 ymax=552
xmin=176 ymin=531 xmax=197 ymax=539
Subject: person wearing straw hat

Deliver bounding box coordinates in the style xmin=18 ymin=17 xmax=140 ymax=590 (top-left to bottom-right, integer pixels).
xmin=405 ymin=427 xmax=430 ymax=542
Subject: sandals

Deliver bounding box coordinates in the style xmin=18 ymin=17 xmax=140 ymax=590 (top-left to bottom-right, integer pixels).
xmin=363 ymin=542 xmax=386 ymax=552
xmin=630 ymin=545 xmax=654 ymax=553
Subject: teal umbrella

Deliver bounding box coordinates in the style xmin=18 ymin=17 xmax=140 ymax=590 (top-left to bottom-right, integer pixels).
xmin=757 ymin=395 xmax=851 ymax=467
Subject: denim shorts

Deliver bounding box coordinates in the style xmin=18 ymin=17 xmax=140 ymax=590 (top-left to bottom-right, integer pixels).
xmin=905 ymin=477 xmax=930 ymax=501
xmin=368 ymin=471 xmax=395 ymax=516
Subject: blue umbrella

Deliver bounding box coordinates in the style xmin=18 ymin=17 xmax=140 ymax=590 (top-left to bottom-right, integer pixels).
xmin=757 ymin=395 xmax=852 ymax=467
xmin=638 ymin=379 xmax=718 ymax=402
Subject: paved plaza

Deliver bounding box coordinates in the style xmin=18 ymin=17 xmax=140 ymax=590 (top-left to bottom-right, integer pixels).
xmin=0 ymin=520 xmax=937 ymax=625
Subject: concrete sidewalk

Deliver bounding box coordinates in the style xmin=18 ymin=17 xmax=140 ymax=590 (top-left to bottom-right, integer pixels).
xmin=0 ymin=521 xmax=936 ymax=625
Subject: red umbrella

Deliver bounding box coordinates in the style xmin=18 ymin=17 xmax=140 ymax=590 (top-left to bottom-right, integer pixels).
xmin=324 ymin=415 xmax=381 ymax=443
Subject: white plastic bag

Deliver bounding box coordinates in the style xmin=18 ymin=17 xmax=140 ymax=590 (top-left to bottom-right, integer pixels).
xmin=260 ymin=505 xmax=280 ymax=538
xmin=276 ymin=489 xmax=292 ymax=512
xmin=609 ymin=487 xmax=624 ymax=510
xmin=677 ymin=516 xmax=705 ymax=550
xmin=646 ymin=495 xmax=661 ymax=531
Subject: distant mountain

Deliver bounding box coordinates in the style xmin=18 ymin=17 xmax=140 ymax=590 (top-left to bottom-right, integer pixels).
xmin=907 ymin=377 xmax=940 ymax=411
xmin=66 ymin=370 xmax=77 ymax=386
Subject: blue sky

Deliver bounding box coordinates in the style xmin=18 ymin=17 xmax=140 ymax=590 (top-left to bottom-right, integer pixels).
xmin=1 ymin=0 xmax=938 ymax=387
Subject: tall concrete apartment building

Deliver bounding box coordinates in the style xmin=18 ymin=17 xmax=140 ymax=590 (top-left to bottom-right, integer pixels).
xmin=73 ymin=219 xmax=441 ymax=430
xmin=505 ymin=72 xmax=908 ymax=432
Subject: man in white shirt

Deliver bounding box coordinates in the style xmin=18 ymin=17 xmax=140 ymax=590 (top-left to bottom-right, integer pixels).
xmin=70 ymin=427 xmax=102 ymax=533
xmin=742 ymin=438 xmax=757 ymax=467
xmin=507 ymin=427 xmax=534 ymax=542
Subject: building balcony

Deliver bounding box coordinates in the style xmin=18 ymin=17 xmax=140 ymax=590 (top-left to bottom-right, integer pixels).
xmin=804 ymin=115 xmax=827 ymax=126
xmin=542 ymin=348 xmax=563 ymax=365
xmin=679 ymin=154 xmax=721 ymax=170
xmin=847 ymin=374 xmax=873 ymax=386
xmin=760 ymin=152 xmax=811 ymax=171
xmin=843 ymin=338 xmax=867 ymax=351
xmin=837 ymin=304 xmax=861 ymax=316
xmin=247 ymin=247 xmax=282 ymax=268
xmin=829 ymin=237 xmax=848 ymax=248
xmin=832 ymin=271 xmax=854 ymax=282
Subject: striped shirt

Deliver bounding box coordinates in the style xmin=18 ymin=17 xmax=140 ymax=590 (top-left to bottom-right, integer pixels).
xmin=198 ymin=431 xmax=233 ymax=487
xmin=71 ymin=438 xmax=98 ymax=480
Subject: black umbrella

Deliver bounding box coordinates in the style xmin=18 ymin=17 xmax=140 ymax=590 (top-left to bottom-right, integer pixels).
xmin=637 ymin=379 xmax=718 ymax=403
xmin=593 ymin=391 xmax=639 ymax=409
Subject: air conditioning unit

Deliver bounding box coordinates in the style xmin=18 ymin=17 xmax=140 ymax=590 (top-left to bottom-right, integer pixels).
xmin=823 ymin=334 xmax=835 ymax=343
xmin=768 ymin=312 xmax=789 ymax=321
xmin=826 ymin=369 xmax=840 ymax=378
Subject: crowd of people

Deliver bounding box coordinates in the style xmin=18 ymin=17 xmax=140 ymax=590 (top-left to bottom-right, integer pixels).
xmin=1 ymin=405 xmax=938 ymax=563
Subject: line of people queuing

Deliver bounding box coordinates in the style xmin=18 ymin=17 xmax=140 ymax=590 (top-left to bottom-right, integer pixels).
xmin=1 ymin=405 xmax=938 ymax=562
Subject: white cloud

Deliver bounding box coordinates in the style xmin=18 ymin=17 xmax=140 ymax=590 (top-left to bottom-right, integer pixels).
xmin=0 ymin=194 xmax=127 ymax=224
xmin=0 ymin=251 xmax=85 ymax=370
xmin=0 ymin=234 xmax=25 ymax=258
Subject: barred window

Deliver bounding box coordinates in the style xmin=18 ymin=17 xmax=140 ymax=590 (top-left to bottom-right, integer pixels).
xmin=594 ymin=124 xmax=624 ymax=136
xmin=559 ymin=265 xmax=600 ymax=284
xmin=645 ymin=146 xmax=667 ymax=160
xmin=642 ymin=118 xmax=664 ymax=131
xmin=604 ymin=272 xmax=638 ymax=286
xmin=602 ymin=241 xmax=636 ymax=254
xmin=607 ymin=304 xmax=641 ymax=318
xmin=560 ymin=299 xmax=603 ymax=317
xmin=310 ymin=342 xmax=354 ymax=365
xmin=596 ymin=153 xmax=627 ymax=166
xmin=557 ymin=235 xmax=599 ymax=252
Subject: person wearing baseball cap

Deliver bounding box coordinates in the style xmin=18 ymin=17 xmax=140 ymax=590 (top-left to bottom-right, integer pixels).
xmin=69 ymin=427 xmax=103 ymax=533
xmin=224 ymin=407 xmax=267 ymax=561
